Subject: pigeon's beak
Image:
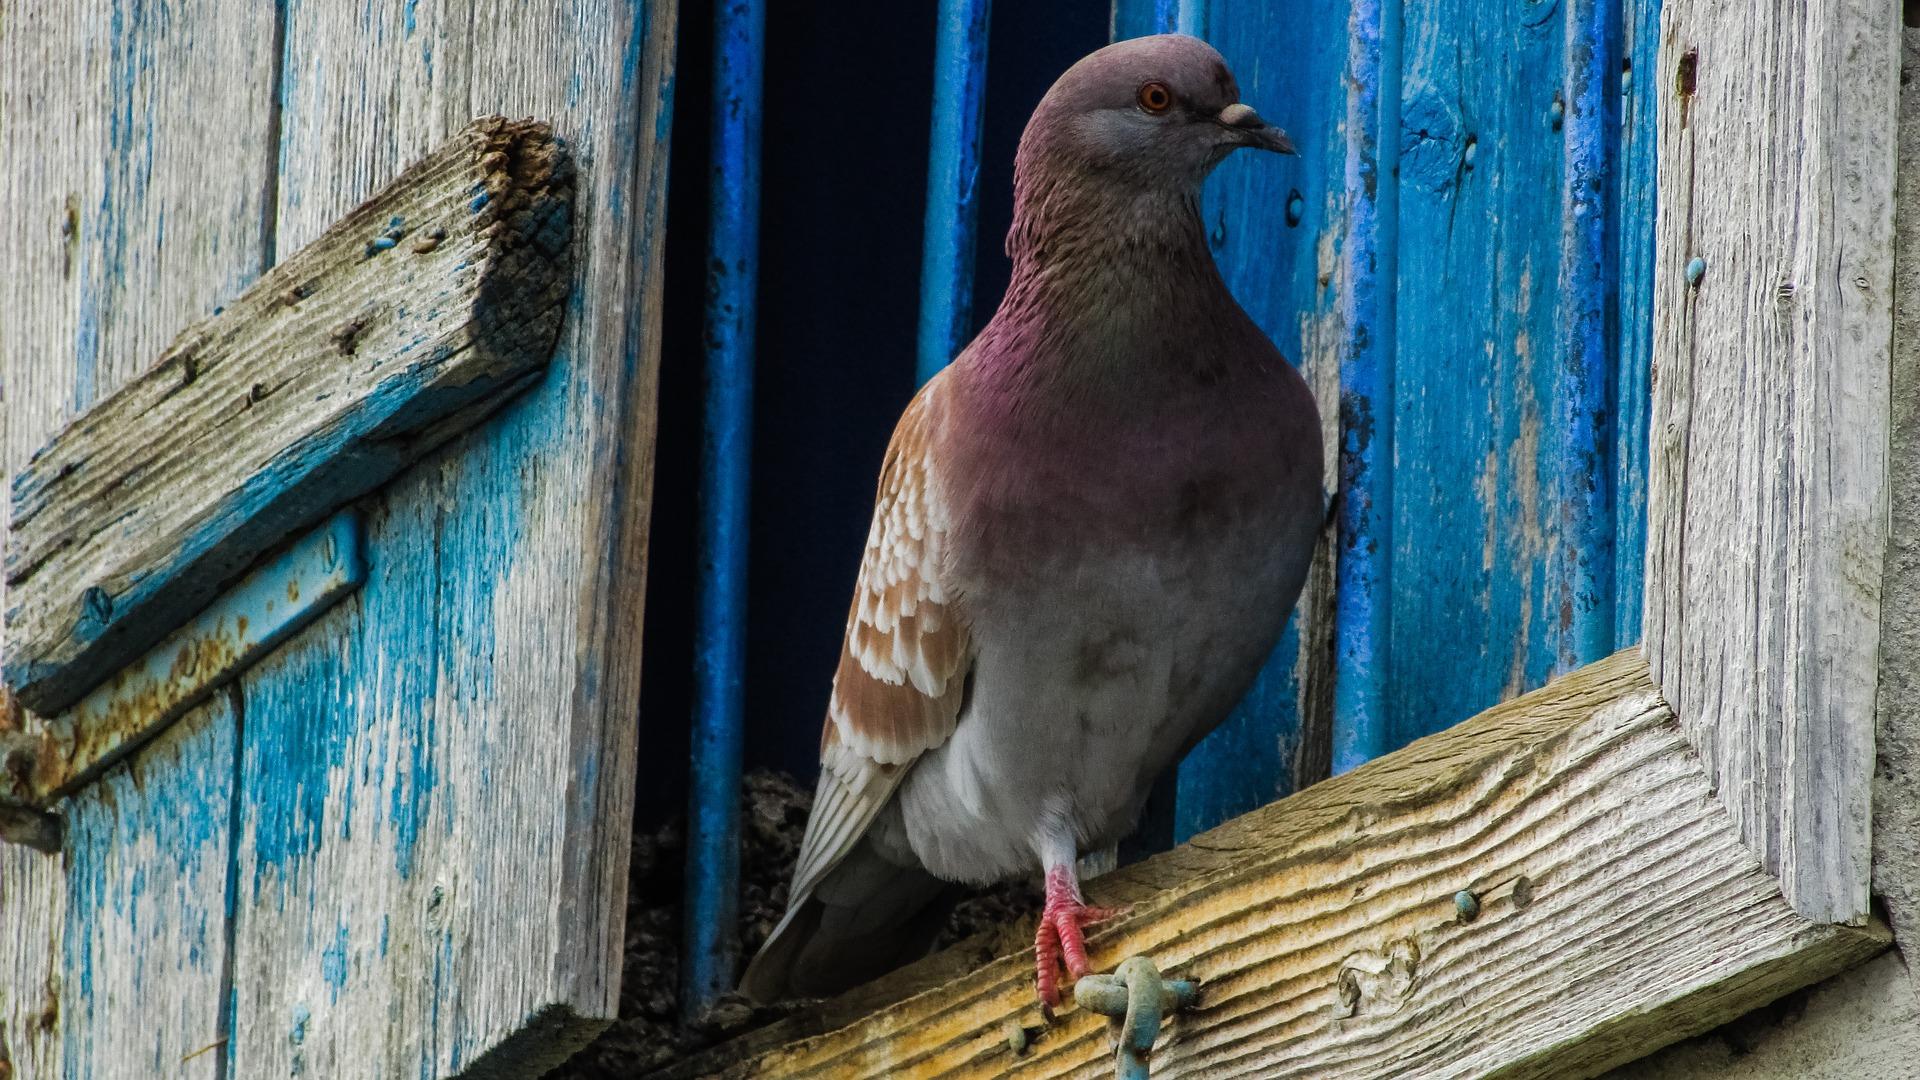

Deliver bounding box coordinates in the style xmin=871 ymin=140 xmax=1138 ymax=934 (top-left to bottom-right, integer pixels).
xmin=1216 ymin=103 xmax=1298 ymax=155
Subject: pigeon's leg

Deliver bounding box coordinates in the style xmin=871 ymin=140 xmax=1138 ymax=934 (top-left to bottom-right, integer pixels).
xmin=1034 ymin=862 xmax=1120 ymax=1009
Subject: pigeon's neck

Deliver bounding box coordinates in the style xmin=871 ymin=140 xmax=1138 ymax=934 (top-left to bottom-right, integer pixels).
xmin=1003 ymin=166 xmax=1216 ymax=301
xmin=972 ymin=162 xmax=1252 ymax=403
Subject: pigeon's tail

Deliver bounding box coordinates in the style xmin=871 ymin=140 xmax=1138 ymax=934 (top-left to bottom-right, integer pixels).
xmin=739 ymin=837 xmax=954 ymax=1003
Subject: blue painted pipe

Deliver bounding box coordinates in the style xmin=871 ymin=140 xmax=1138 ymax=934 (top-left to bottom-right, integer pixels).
xmin=916 ymin=0 xmax=994 ymax=384
xmin=1112 ymin=0 xmax=1206 ymax=40
xmin=1554 ymin=0 xmax=1620 ymax=674
xmin=684 ymin=0 xmax=765 ymax=1020
xmin=1332 ymin=0 xmax=1401 ymax=774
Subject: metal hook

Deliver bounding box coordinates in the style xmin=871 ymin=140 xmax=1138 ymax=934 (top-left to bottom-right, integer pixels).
xmin=1074 ymin=955 xmax=1199 ymax=1080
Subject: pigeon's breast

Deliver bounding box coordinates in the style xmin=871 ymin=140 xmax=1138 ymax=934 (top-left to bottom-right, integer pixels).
xmin=891 ymin=365 xmax=1322 ymax=884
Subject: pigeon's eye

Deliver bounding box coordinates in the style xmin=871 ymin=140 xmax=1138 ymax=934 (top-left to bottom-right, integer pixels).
xmin=1137 ymin=82 xmax=1173 ymax=114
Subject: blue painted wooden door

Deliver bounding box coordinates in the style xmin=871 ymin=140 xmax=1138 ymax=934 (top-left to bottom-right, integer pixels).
xmin=0 ymin=3 xmax=675 ymax=1078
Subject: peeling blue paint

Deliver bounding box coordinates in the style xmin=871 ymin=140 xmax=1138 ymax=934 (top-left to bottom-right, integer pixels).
xmin=1613 ymin=0 xmax=1660 ymax=646
xmin=320 ymin=924 xmax=349 ymax=995
xmin=1138 ymin=0 xmax=1657 ymax=836
xmin=1332 ymin=0 xmax=1401 ymax=774
xmin=61 ymin=698 xmax=238 ymax=1078
xmin=1552 ymin=0 xmax=1622 ymax=675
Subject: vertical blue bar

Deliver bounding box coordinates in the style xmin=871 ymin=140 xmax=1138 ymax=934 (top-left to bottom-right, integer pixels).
xmin=1332 ymin=0 xmax=1400 ymax=774
xmin=684 ymin=0 xmax=765 ymax=1019
xmin=1613 ymin=0 xmax=1661 ymax=646
xmin=916 ymin=0 xmax=994 ymax=384
xmin=1554 ymin=0 xmax=1620 ymax=674
xmin=1112 ymin=0 xmax=1206 ymax=40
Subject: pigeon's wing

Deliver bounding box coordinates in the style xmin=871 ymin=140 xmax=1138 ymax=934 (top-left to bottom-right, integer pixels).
xmin=787 ymin=384 xmax=972 ymax=904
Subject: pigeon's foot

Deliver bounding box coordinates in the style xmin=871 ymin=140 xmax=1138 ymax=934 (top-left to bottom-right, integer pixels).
xmin=1034 ymin=865 xmax=1122 ymax=1010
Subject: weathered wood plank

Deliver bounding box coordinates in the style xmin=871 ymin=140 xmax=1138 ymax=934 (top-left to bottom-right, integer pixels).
xmin=669 ymin=652 xmax=1887 ymax=1080
xmin=1644 ymin=0 xmax=1900 ymax=922
xmin=0 ymin=843 xmax=65 ymax=1080
xmin=56 ymin=694 xmax=239 ymax=1080
xmin=1 ymin=2 xmax=280 ymax=1077
xmin=1387 ymin=0 xmax=1585 ymax=743
xmin=1874 ymin=24 xmax=1920 ymax=978
xmin=4 ymin=116 xmax=573 ymax=717
xmin=1604 ymin=951 xmax=1920 ymax=1080
xmin=1 ymin=512 xmax=365 ymax=810
xmin=221 ymin=2 xmax=676 ymax=1077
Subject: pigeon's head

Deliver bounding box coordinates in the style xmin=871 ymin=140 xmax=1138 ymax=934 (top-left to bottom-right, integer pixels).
xmin=1021 ymin=34 xmax=1295 ymax=192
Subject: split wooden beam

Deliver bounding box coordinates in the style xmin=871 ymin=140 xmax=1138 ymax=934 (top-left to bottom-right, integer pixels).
xmin=670 ymin=653 xmax=1888 ymax=1080
xmin=2 ymin=115 xmax=573 ymax=717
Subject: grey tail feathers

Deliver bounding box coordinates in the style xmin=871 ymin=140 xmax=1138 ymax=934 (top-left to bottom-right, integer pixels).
xmin=738 ymin=839 xmax=955 ymax=1003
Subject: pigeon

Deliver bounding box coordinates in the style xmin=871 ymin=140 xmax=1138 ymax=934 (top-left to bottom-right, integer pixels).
xmin=740 ymin=33 xmax=1323 ymax=1009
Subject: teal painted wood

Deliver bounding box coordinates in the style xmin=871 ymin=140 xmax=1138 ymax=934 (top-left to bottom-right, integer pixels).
xmin=59 ymin=693 xmax=239 ymax=1080
xmin=0 ymin=4 xmax=278 ymax=1077
xmin=218 ymin=2 xmax=676 ymax=1076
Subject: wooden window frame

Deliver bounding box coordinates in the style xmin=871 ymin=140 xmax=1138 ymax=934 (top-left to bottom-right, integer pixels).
xmin=680 ymin=3 xmax=1914 ymax=1077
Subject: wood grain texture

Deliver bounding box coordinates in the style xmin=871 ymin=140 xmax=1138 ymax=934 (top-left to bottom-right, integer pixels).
xmin=670 ymin=652 xmax=1887 ymax=1080
xmin=56 ymin=695 xmax=239 ymax=1080
xmin=1643 ymin=0 xmax=1900 ymax=922
xmin=4 ymin=116 xmax=572 ymax=716
xmin=0 ymin=3 xmax=278 ymax=1078
xmin=219 ymin=2 xmax=676 ymax=1077
xmin=1604 ymin=951 xmax=1920 ymax=1080
xmin=1874 ymin=25 xmax=1920 ymax=975
xmin=0 ymin=847 xmax=65 ymax=1080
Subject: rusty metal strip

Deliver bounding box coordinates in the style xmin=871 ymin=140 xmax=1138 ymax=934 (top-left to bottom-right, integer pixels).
xmin=0 ymin=510 xmax=365 ymax=812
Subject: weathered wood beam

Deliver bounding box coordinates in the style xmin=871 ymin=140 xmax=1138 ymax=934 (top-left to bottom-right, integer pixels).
xmin=1644 ymin=0 xmax=1901 ymax=922
xmin=667 ymin=652 xmax=1888 ymax=1080
xmin=3 ymin=115 xmax=573 ymax=716
xmin=1875 ymin=25 xmax=1920 ymax=980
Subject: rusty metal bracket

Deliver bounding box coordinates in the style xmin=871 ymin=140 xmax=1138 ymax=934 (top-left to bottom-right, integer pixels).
xmin=0 ymin=510 xmax=365 ymax=825
xmin=1074 ymin=955 xmax=1199 ymax=1080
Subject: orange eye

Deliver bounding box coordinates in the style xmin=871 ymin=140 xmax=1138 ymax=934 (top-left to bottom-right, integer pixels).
xmin=1137 ymin=81 xmax=1173 ymax=114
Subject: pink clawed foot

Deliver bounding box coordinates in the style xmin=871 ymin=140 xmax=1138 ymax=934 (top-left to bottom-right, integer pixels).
xmin=1034 ymin=865 xmax=1124 ymax=1010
